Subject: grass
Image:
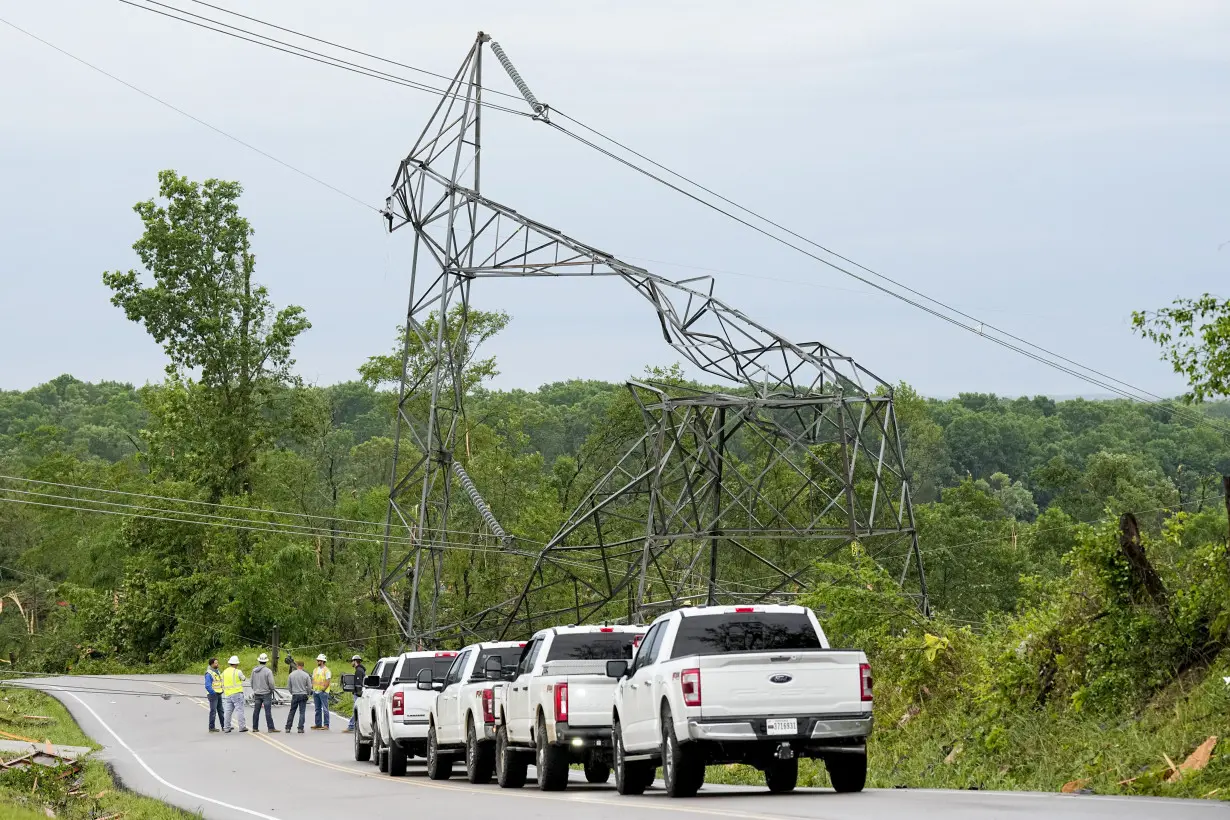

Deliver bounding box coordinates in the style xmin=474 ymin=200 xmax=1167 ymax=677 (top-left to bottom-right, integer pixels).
xmin=0 ymin=684 xmax=199 ymax=819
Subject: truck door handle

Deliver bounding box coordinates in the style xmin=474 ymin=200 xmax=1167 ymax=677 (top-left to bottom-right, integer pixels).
xmin=629 ymin=683 xmax=638 ymax=690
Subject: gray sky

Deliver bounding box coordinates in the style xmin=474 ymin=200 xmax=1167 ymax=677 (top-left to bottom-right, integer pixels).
xmin=2 ymin=1 xmax=1228 ymax=398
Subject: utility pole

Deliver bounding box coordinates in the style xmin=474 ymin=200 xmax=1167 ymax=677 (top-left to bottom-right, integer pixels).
xmin=271 ymin=625 xmax=280 ymax=675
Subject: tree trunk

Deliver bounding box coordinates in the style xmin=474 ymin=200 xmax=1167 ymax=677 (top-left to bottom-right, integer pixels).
xmin=1118 ymin=512 xmax=1167 ymax=607
xmin=1222 ymin=475 xmax=1230 ymax=565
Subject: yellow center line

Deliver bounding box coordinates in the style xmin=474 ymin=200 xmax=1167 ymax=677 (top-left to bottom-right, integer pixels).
xmin=152 ymin=680 xmax=815 ymax=820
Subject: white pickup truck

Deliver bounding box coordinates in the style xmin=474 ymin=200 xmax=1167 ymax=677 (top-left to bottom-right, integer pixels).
xmin=372 ymin=650 xmax=458 ymax=776
xmin=424 ymin=640 xmax=526 ymax=783
xmin=492 ymin=624 xmax=644 ymax=791
xmin=608 ymin=604 xmax=872 ymax=797
xmin=350 ymin=655 xmax=397 ymax=764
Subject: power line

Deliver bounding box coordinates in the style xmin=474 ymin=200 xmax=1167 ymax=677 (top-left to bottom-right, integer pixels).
xmin=0 ymin=475 xmax=524 ymax=546
xmin=114 ymin=0 xmax=534 ymax=119
xmin=0 ymin=15 xmax=378 ymax=213
xmin=0 ymin=495 xmax=528 ymax=556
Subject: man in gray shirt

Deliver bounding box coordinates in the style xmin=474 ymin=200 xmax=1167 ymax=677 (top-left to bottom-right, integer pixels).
xmin=285 ymin=661 xmax=312 ymax=734
xmin=250 ymin=653 xmax=279 ymax=733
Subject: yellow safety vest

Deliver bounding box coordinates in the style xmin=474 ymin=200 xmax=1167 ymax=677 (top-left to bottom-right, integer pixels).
xmin=312 ymin=665 xmax=331 ymax=692
xmin=222 ymin=666 xmax=245 ymax=696
xmin=207 ymin=667 xmax=223 ymax=693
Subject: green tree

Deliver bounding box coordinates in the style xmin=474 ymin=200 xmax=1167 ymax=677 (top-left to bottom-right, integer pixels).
xmin=102 ymin=170 xmax=311 ymax=499
xmin=1133 ymin=294 xmax=1230 ymax=402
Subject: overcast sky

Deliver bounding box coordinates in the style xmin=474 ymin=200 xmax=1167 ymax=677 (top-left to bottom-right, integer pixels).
xmin=2 ymin=1 xmax=1227 ymax=398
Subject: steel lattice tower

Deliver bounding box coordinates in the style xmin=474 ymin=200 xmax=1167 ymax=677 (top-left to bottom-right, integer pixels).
xmin=379 ymin=33 xmax=928 ymax=645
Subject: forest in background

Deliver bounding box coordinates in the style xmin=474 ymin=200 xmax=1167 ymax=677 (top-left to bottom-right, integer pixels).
xmin=4 ymin=170 xmax=1230 ymax=796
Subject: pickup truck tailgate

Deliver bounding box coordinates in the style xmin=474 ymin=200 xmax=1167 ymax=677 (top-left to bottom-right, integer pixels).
xmin=542 ymin=661 xmax=619 ymax=728
xmin=694 ymin=651 xmax=866 ymax=718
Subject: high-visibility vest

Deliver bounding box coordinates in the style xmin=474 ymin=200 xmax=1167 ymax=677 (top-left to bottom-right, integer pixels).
xmin=206 ymin=667 xmax=223 ymax=693
xmin=222 ymin=666 xmax=245 ymax=696
xmin=312 ymin=665 xmax=331 ymax=692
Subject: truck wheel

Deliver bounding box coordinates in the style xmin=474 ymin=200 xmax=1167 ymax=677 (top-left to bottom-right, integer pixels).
xmin=613 ymin=719 xmax=653 ymax=795
xmin=426 ymin=724 xmax=453 ymax=780
xmin=466 ymin=719 xmax=495 ymax=784
xmin=536 ymin=714 xmax=570 ymax=791
xmin=376 ymin=730 xmax=389 ymax=772
xmin=496 ymin=723 xmax=528 ymax=788
xmin=584 ymin=757 xmax=611 ymax=784
xmin=764 ymin=757 xmax=798 ymax=793
xmin=825 ymin=753 xmax=866 ymax=793
xmin=388 ymin=739 xmax=408 ymax=777
xmin=661 ymin=705 xmax=704 ymax=798
xmin=354 ymin=724 xmax=372 ymax=762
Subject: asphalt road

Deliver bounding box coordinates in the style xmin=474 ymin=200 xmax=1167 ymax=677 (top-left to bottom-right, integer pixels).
xmin=18 ymin=674 xmax=1226 ymax=820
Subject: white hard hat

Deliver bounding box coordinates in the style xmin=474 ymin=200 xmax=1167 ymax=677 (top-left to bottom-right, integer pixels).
xmin=351 ymin=654 xmax=362 ymax=661
xmin=317 ymin=653 xmax=327 ymax=662
xmin=257 ymin=653 xmax=268 ymax=664
xmin=228 ymin=655 xmax=240 ymax=665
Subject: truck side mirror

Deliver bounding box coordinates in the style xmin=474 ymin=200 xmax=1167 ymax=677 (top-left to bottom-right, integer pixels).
xmin=484 ymin=655 xmax=504 ymax=681
xmin=363 ymin=674 xmax=381 ymax=689
xmin=416 ymin=667 xmax=434 ymax=691
xmin=340 ymin=673 xmax=357 ymax=693
xmin=606 ymin=660 xmax=629 ymax=679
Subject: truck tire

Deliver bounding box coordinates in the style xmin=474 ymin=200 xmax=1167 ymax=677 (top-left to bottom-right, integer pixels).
xmin=466 ymin=718 xmax=495 ymax=784
xmin=825 ymin=753 xmax=866 ymax=793
xmin=536 ymin=714 xmax=570 ymax=791
xmin=426 ymin=724 xmax=453 ymax=780
xmin=376 ymin=730 xmax=389 ymax=772
xmin=613 ymin=719 xmax=653 ymax=796
xmin=764 ymin=757 xmax=798 ymax=794
xmin=388 ymin=739 xmax=408 ymax=777
xmin=584 ymin=757 xmax=611 ymax=784
xmin=660 ymin=705 xmax=704 ymax=798
xmin=354 ymin=724 xmax=372 ymax=762
xmin=496 ymin=723 xmax=528 ymax=788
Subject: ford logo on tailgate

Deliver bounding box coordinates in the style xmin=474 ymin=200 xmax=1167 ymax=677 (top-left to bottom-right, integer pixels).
xmin=769 ymin=674 xmax=793 ymax=684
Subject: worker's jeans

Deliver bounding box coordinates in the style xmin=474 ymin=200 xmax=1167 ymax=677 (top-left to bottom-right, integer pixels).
xmin=313 ymin=691 xmax=330 ymax=728
xmin=223 ymin=693 xmax=246 ymax=731
xmin=207 ymin=691 xmax=224 ymax=730
xmin=286 ymin=694 xmax=308 ymax=731
xmin=252 ymin=692 xmax=274 ymax=731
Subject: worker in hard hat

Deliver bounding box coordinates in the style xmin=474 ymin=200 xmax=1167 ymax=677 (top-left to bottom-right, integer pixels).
xmin=250 ymin=653 xmax=279 ymax=733
xmin=285 ymin=660 xmax=311 ymax=733
xmin=345 ymin=654 xmax=365 ymax=733
xmin=204 ymin=657 xmax=224 ymax=733
xmin=311 ymin=654 xmax=332 ymax=730
xmin=221 ymin=655 xmax=248 ymax=733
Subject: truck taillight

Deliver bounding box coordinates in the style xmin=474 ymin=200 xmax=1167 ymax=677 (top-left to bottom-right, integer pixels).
xmin=481 ymin=688 xmax=495 ymax=723
xmin=392 ymin=691 xmax=404 ymax=716
xmin=681 ymin=668 xmax=702 ymax=707
xmin=599 ymin=627 xmax=614 ymax=632
xmin=734 ymin=607 xmax=755 ymax=613
xmin=554 ymin=682 xmax=568 ymax=721
xmin=859 ymin=662 xmax=873 ymax=702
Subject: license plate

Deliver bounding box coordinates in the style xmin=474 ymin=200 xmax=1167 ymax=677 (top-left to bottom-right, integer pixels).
xmin=766 ymin=718 xmax=797 ymax=735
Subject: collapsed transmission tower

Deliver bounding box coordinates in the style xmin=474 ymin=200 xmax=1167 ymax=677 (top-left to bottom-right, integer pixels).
xmin=379 ymin=33 xmax=928 ymax=646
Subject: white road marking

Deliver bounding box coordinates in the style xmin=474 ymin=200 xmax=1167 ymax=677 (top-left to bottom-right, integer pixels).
xmin=66 ymin=691 xmax=279 ymax=820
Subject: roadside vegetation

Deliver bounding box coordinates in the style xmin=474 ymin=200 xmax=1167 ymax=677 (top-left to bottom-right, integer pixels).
xmin=2 ymin=171 xmax=1230 ymax=799
xmin=0 ymin=683 xmax=196 ymax=818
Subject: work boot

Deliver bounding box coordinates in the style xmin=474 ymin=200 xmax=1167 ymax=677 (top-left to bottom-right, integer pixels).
xmin=311 ymin=726 xmax=325 ymax=731
xmin=209 ymin=728 xmax=219 ymax=733
xmin=298 ymin=728 xmax=305 ymax=734
xmin=252 ymin=729 xmax=260 ymax=734
xmin=284 ymin=726 xmax=292 ymax=733
xmin=342 ymin=728 xmax=353 ymax=734
xmin=268 ymin=728 xmax=281 ymax=733
xmin=239 ymin=728 xmax=249 ymax=733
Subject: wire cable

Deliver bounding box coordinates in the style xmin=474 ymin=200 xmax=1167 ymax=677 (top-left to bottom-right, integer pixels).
xmin=0 ymin=15 xmax=378 ymax=213
xmin=114 ymin=0 xmax=534 ymax=120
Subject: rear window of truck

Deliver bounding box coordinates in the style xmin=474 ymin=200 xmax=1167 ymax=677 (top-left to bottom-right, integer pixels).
xmin=469 ymin=648 xmax=520 ymax=681
xmin=396 ymin=657 xmax=455 ymax=681
xmin=546 ymin=633 xmax=638 ymax=661
xmin=670 ymin=612 xmax=822 ymax=657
